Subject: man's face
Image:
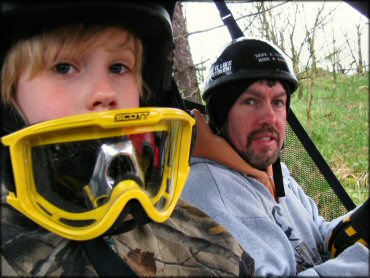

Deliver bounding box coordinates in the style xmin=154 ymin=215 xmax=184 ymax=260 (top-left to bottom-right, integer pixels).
xmin=222 ymin=80 xmax=287 ymax=170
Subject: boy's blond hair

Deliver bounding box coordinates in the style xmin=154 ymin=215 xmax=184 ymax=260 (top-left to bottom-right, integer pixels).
xmin=1 ymin=24 xmax=144 ymax=107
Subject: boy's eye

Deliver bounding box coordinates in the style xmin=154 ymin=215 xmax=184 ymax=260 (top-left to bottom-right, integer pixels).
xmin=110 ymin=63 xmax=129 ymax=74
xmin=53 ymin=63 xmax=76 ymax=74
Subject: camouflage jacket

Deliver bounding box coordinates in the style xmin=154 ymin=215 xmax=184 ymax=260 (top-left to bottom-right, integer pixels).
xmin=1 ymin=187 xmax=254 ymax=277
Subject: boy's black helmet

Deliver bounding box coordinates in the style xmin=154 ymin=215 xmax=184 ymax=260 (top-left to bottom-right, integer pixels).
xmin=203 ymin=37 xmax=299 ymax=132
xmin=1 ymin=1 xmax=180 ymax=136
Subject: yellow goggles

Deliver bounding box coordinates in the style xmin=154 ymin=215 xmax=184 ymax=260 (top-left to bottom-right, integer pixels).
xmin=1 ymin=108 xmax=195 ymax=240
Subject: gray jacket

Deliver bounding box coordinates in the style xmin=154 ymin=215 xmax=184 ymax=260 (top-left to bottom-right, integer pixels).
xmin=182 ymin=157 xmax=369 ymax=276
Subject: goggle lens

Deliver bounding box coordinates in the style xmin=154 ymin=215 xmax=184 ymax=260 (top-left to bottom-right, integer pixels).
xmin=31 ymin=131 xmax=170 ymax=214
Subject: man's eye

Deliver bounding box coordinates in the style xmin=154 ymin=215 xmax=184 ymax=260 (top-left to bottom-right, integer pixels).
xmin=53 ymin=63 xmax=76 ymax=74
xmin=110 ymin=63 xmax=129 ymax=74
xmin=244 ymin=99 xmax=256 ymax=106
xmin=274 ymin=100 xmax=285 ymax=107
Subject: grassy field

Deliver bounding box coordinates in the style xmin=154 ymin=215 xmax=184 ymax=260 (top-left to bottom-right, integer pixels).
xmin=289 ymin=74 xmax=368 ymax=206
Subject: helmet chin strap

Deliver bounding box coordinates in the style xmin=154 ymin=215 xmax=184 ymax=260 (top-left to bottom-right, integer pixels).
xmin=272 ymin=157 xmax=286 ymax=198
xmin=1 ymin=102 xmax=26 ymax=193
xmin=1 ymin=102 xmax=26 ymax=137
xmin=0 ymin=145 xmax=16 ymax=193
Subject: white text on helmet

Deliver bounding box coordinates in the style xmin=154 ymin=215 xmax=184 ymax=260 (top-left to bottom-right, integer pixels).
xmin=255 ymin=52 xmax=285 ymax=63
xmin=210 ymin=60 xmax=232 ymax=79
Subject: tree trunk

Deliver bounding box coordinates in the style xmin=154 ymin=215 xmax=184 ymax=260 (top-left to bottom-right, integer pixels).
xmin=172 ymin=2 xmax=201 ymax=104
xmin=356 ymin=25 xmax=364 ymax=75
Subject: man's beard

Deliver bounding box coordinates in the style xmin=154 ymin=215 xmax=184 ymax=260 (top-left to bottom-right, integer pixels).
xmin=238 ymin=144 xmax=281 ymax=171
xmin=224 ymin=126 xmax=282 ymax=171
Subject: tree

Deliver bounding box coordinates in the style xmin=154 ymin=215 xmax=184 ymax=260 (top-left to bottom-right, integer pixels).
xmin=356 ymin=24 xmax=364 ymax=75
xmin=172 ymin=2 xmax=201 ymax=104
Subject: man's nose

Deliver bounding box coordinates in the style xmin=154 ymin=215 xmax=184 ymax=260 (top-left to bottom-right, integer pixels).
xmin=258 ymin=103 xmax=277 ymax=125
xmin=86 ymin=74 xmax=118 ymax=111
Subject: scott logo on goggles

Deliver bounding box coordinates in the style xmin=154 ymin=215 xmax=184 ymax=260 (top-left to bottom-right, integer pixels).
xmin=115 ymin=112 xmax=150 ymax=122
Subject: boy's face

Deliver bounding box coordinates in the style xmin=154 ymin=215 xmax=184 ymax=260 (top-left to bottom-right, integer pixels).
xmin=222 ymin=80 xmax=287 ymax=170
xmin=16 ymin=30 xmax=140 ymax=124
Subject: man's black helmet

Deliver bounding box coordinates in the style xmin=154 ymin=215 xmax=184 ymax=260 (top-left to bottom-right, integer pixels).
xmin=203 ymin=37 xmax=299 ymax=132
xmin=1 ymin=0 xmax=179 ymax=136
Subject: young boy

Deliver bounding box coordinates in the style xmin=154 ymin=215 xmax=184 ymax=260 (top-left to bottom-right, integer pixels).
xmin=0 ymin=1 xmax=255 ymax=276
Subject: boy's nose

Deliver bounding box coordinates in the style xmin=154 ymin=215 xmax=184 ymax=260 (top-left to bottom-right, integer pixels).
xmin=86 ymin=74 xmax=118 ymax=111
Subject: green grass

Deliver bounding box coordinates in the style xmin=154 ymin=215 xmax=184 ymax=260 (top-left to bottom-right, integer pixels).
xmin=290 ymin=74 xmax=368 ymax=206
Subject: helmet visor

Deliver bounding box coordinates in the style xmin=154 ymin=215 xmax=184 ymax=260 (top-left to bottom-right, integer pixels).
xmin=2 ymin=108 xmax=195 ymax=240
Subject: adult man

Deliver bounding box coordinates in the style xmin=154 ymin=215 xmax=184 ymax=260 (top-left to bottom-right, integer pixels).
xmin=0 ymin=2 xmax=254 ymax=276
xmin=182 ymin=37 xmax=369 ymax=276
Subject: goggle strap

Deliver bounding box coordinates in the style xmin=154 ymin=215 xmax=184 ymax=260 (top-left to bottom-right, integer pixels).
xmin=104 ymin=199 xmax=151 ymax=236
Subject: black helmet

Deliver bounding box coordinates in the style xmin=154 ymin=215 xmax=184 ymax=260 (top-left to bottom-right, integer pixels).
xmin=203 ymin=37 xmax=299 ymax=132
xmin=1 ymin=0 xmax=179 ymax=135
